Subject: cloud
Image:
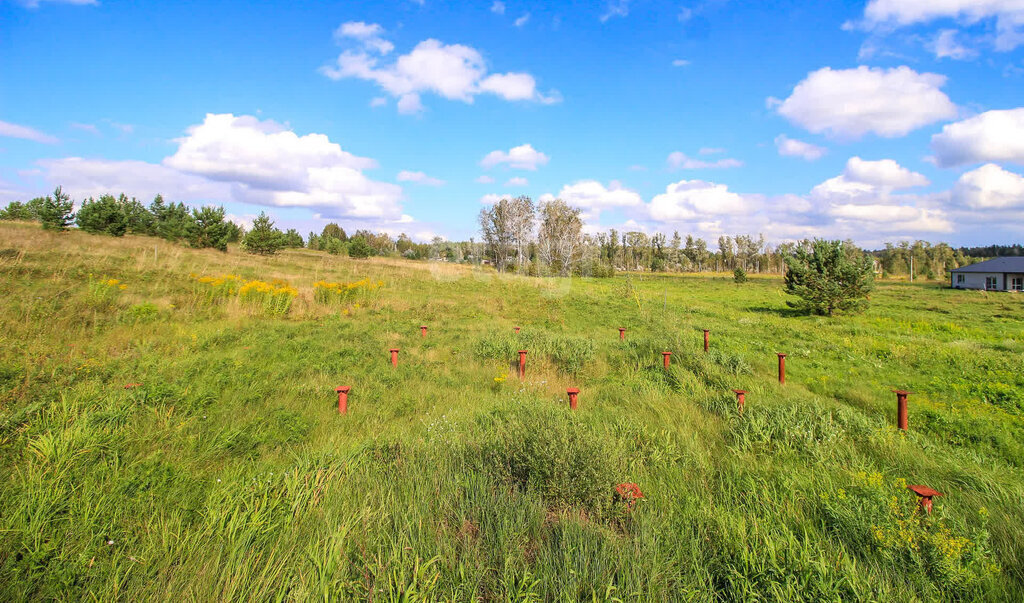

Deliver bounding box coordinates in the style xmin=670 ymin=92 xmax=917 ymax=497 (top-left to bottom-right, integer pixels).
xmin=929 ymin=29 xmax=979 ymax=60
xmin=480 ymin=143 xmax=549 ymax=170
xmin=491 ymin=1 xmax=505 ymax=15
xmin=600 ymin=0 xmax=630 ymax=22
xmin=0 ymin=120 xmax=59 ymax=144
xmin=475 ymin=175 xmax=495 ymax=184
xmin=951 ymin=163 xmax=1024 ymax=209
xmin=774 ymin=135 xmax=826 ymax=161
xmin=505 ymin=176 xmax=529 ymax=186
xmin=370 ymin=97 xmax=387 ymax=108
xmin=857 ymin=0 xmax=1024 ymax=51
xmin=397 ymin=170 xmax=444 ymax=186
xmin=698 ymin=147 xmax=725 ymax=155
xmin=930 ymin=108 xmax=1024 ymax=167
xmin=843 ymin=157 xmax=929 ymax=188
xmin=649 ymin=180 xmax=751 ymax=221
xmin=771 ymin=66 xmax=957 ymax=139
xmin=514 ymin=13 xmax=530 ymax=27
xmin=15 ymin=0 xmax=96 ymax=8
xmin=321 ymin=30 xmax=560 ymax=112
xmin=666 ymin=151 xmax=742 ymax=169
xmin=334 ymin=21 xmax=394 ymax=55
xmin=70 ymin=122 xmax=100 ymax=136
xmin=38 ymin=113 xmax=406 ymax=223
xmin=672 ymin=59 xmax=691 ymax=67
xmin=103 ymin=120 xmax=134 ymax=135
xmin=548 ymin=179 xmax=643 ymax=221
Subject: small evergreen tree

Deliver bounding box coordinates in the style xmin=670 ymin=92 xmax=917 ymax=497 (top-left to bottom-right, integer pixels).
xmin=282 ymin=228 xmax=304 ymax=248
xmin=38 ymin=187 xmax=75 ymax=231
xmin=733 ymin=267 xmax=747 ymax=283
xmin=241 ymin=211 xmax=284 ymax=255
xmin=321 ymin=223 xmax=347 ymax=241
xmin=784 ymin=239 xmax=874 ymax=316
xmin=347 ymin=235 xmax=373 ymax=259
xmin=187 ymin=206 xmax=231 ymax=252
xmin=76 ymin=194 xmax=128 ymax=236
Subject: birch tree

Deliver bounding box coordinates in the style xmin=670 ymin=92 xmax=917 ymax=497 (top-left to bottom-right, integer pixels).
xmin=537 ymin=198 xmax=583 ymax=276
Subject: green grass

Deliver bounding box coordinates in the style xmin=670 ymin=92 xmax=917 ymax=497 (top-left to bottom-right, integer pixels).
xmin=1 ymin=220 xmax=1023 ymax=601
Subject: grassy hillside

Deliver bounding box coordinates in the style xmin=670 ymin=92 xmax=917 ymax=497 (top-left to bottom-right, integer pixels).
xmin=1 ymin=220 xmax=1023 ymax=601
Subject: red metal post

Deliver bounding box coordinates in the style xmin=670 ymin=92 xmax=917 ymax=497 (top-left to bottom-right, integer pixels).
xmin=389 ymin=348 xmax=399 ymax=367
xmin=777 ymin=353 xmax=787 ymax=385
xmin=618 ymin=327 xmax=626 ymax=341
xmin=567 ymin=388 xmax=580 ymax=410
xmin=703 ymin=329 xmax=710 ymax=352
xmin=894 ymin=390 xmax=910 ymax=430
xmin=335 ymin=386 xmax=350 ymax=414
xmin=732 ymin=389 xmax=747 ymax=415
xmin=662 ymin=351 xmax=672 ymax=369
xmin=518 ymin=350 xmax=527 ymax=379
xmin=420 ymin=325 xmax=427 ymax=338
xmin=514 ymin=326 xmax=521 ymax=334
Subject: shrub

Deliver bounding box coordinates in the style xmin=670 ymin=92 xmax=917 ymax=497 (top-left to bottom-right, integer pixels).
xmin=784 ymin=239 xmax=874 ymax=316
xmin=733 ymin=267 xmax=747 ymax=283
xmin=348 ymin=236 xmax=373 ymax=259
xmin=475 ymin=402 xmax=621 ymax=513
xmin=188 ymin=206 xmax=232 ymax=251
xmin=76 ymin=195 xmax=128 ymax=236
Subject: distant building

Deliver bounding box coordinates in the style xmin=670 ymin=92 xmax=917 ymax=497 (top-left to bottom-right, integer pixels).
xmin=950 ymin=257 xmax=1024 ymax=291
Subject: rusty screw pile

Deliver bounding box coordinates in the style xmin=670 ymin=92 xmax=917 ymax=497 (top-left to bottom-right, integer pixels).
xmin=420 ymin=325 xmax=427 ymax=338
xmin=732 ymin=389 xmax=747 ymax=415
xmin=518 ymin=350 xmax=527 ymax=379
xmin=567 ymin=388 xmax=580 ymax=410
xmin=893 ymin=389 xmax=910 ymax=430
xmin=662 ymin=351 xmax=672 ymax=369
xmin=389 ymin=348 xmax=400 ymax=368
xmin=907 ymin=484 xmax=943 ymax=513
xmin=618 ymin=327 xmax=626 ymax=341
xmin=777 ymin=353 xmax=787 ymax=385
xmin=335 ymin=386 xmax=351 ymax=415
xmin=703 ymin=329 xmax=710 ymax=352
xmin=514 ymin=326 xmax=521 ymax=334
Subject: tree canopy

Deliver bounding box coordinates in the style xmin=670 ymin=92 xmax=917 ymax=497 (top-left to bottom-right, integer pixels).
xmin=783 ymin=239 xmax=874 ymax=316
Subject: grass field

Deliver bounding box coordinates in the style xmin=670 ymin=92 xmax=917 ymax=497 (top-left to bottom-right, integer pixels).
xmin=1 ymin=220 xmax=1023 ymax=601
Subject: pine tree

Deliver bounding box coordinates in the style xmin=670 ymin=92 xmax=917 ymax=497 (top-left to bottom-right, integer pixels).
xmin=784 ymin=240 xmax=874 ymax=316
xmin=241 ymin=211 xmax=284 ymax=255
xmin=38 ymin=186 xmax=75 ymax=231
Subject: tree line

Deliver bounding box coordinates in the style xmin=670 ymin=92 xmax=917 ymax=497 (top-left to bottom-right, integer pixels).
xmin=0 ymin=190 xmax=1007 ymax=275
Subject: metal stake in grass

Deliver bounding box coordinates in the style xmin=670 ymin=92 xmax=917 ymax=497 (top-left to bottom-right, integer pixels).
xmin=420 ymin=325 xmax=427 ymax=338
xmin=893 ymin=389 xmax=911 ymax=430
xmin=518 ymin=350 xmax=527 ymax=379
xmin=567 ymin=388 xmax=580 ymax=410
xmin=732 ymin=389 xmax=747 ymax=416
xmin=335 ymin=386 xmax=351 ymax=414
xmin=703 ymin=329 xmax=710 ymax=352
xmin=618 ymin=327 xmax=626 ymax=341
xmin=390 ymin=348 xmax=400 ymax=368
xmin=907 ymin=484 xmax=943 ymax=513
xmin=777 ymin=353 xmax=787 ymax=385
xmin=662 ymin=351 xmax=672 ymax=369
xmin=514 ymin=326 xmax=521 ymax=334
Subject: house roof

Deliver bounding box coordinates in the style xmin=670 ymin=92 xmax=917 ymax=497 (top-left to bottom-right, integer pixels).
xmin=951 ymin=257 xmax=1024 ymax=273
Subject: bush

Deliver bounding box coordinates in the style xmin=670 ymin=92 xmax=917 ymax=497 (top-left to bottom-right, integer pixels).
xmin=348 ymin=236 xmax=373 ymax=259
xmin=188 ymin=206 xmax=232 ymax=252
xmin=38 ymin=187 xmax=75 ymax=231
xmin=475 ymin=402 xmax=621 ymax=513
xmin=76 ymin=195 xmax=128 ymax=236
xmin=733 ymin=267 xmax=748 ymax=283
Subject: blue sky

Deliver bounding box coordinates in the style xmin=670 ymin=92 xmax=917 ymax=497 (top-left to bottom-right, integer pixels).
xmin=2 ymin=0 xmax=1023 ymax=247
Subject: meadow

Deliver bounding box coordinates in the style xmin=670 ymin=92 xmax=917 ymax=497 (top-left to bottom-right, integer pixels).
xmin=1 ymin=220 xmax=1023 ymax=601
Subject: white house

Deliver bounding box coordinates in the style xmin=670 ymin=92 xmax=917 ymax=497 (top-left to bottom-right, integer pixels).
xmin=950 ymin=257 xmax=1024 ymax=291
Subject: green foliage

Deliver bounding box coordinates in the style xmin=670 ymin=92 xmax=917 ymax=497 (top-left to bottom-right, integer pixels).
xmin=149 ymin=194 xmax=192 ymax=241
xmin=76 ymin=195 xmax=128 ymax=236
xmin=784 ymin=239 xmax=874 ymax=316
xmin=187 ymin=206 xmax=232 ymax=252
xmin=347 ymin=235 xmax=373 ymax=259
xmin=37 ymin=187 xmax=75 ymax=231
xmin=281 ymin=228 xmax=304 ymax=248
xmin=733 ymin=267 xmax=748 ymax=283
xmin=241 ymin=211 xmax=284 ymax=255
xmin=321 ymin=222 xmax=347 ymax=242
xmin=0 ymin=198 xmax=44 ymax=221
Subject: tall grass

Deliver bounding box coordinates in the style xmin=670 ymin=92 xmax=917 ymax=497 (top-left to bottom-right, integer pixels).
xmin=1 ymin=221 xmax=1023 ymax=600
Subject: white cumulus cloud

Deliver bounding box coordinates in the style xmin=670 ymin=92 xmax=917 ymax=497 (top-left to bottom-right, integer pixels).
xmin=952 ymin=163 xmax=1024 ymax=209
xmin=930 ymin=108 xmax=1024 ymax=167
xmin=771 ymin=66 xmax=957 ymax=139
xmin=480 ymin=143 xmax=549 ymax=170
xmin=858 ymin=0 xmax=1024 ymax=51
xmin=321 ymin=30 xmax=560 ymax=112
xmin=649 ymin=180 xmax=751 ymax=221
xmin=548 ymin=179 xmax=643 ymax=221
xmin=505 ymin=176 xmax=529 ymax=186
